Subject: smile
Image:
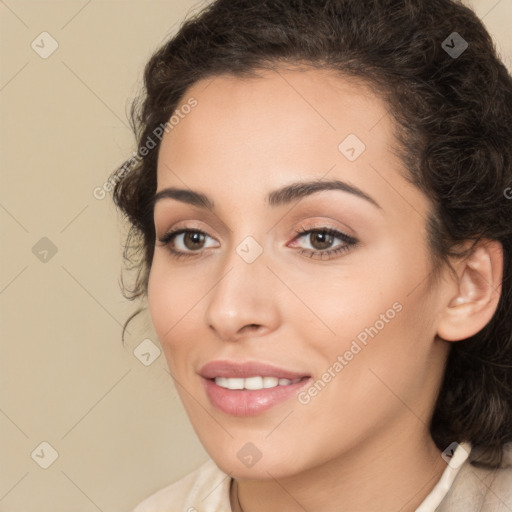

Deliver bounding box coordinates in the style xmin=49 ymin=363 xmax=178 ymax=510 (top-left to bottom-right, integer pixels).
xmin=199 ymin=360 xmax=311 ymax=416
xmin=214 ymin=376 xmax=303 ymax=390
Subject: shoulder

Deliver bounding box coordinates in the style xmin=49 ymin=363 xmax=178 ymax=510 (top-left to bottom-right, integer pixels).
xmin=437 ymin=442 xmax=512 ymax=512
xmin=132 ymin=459 xmax=232 ymax=512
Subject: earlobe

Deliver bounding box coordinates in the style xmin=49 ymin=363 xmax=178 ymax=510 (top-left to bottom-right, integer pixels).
xmin=437 ymin=240 xmax=503 ymax=342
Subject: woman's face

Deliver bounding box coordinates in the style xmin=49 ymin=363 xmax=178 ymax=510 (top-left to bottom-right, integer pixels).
xmin=148 ymin=68 xmax=451 ymax=478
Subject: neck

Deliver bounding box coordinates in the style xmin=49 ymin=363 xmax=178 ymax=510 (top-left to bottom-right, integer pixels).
xmin=230 ymin=424 xmax=446 ymax=512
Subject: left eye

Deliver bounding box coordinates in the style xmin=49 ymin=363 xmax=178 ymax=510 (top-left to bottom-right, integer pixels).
xmin=297 ymin=230 xmax=342 ymax=250
xmin=290 ymin=227 xmax=358 ymax=257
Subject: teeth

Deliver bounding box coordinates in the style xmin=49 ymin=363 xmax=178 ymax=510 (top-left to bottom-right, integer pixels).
xmin=263 ymin=376 xmax=279 ymax=388
xmin=245 ymin=376 xmax=263 ymax=390
xmin=214 ymin=376 xmax=302 ymax=390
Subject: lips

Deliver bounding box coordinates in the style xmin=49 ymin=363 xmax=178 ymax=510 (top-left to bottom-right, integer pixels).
xmin=199 ymin=360 xmax=309 ymax=380
xmin=199 ymin=360 xmax=311 ymax=416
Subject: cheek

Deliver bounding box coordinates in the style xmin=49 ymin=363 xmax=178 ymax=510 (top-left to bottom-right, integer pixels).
xmin=147 ymin=261 xmax=171 ymax=336
xmin=295 ymin=295 xmax=435 ymax=447
xmin=283 ymin=264 xmax=404 ymax=351
xmin=308 ymin=281 xmax=439 ymax=420
xmin=146 ymin=259 xmax=199 ymax=350
xmin=297 ymin=241 xmax=435 ymax=373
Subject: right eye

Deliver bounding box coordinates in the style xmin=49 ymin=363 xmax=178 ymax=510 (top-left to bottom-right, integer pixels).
xmin=157 ymin=229 xmax=220 ymax=259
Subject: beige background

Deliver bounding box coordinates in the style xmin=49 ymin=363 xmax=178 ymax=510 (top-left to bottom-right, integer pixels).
xmin=1 ymin=1 xmax=511 ymax=510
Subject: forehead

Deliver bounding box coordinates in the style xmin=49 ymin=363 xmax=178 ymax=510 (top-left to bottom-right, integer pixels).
xmin=155 ymin=67 xmax=429 ymax=223
xmin=160 ymin=67 xmax=389 ymax=158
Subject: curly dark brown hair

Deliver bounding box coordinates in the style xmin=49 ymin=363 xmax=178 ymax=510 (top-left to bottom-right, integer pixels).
xmin=111 ymin=0 xmax=512 ymax=469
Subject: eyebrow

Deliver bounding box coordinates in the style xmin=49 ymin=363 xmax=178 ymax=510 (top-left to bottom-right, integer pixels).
xmin=152 ymin=179 xmax=381 ymax=210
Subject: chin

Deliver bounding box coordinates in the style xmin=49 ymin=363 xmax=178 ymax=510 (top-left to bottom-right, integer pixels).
xmin=200 ymin=439 xmax=310 ymax=480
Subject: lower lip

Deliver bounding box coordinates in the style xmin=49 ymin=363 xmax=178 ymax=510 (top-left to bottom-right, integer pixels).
xmin=202 ymin=377 xmax=311 ymax=416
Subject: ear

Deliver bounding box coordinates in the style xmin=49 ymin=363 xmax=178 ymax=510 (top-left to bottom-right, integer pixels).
xmin=437 ymin=239 xmax=503 ymax=342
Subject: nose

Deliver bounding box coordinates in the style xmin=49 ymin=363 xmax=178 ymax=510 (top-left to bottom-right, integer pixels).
xmin=204 ymin=246 xmax=281 ymax=342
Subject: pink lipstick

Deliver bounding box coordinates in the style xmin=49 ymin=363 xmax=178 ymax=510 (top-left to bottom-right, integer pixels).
xmin=199 ymin=360 xmax=311 ymax=416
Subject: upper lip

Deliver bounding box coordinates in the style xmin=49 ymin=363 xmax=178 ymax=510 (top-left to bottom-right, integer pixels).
xmin=199 ymin=360 xmax=310 ymax=380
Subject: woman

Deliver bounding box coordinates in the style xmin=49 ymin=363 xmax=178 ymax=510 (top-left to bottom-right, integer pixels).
xmin=111 ymin=0 xmax=512 ymax=510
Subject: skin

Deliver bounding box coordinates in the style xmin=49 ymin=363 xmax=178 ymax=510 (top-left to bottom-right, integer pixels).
xmin=147 ymin=67 xmax=503 ymax=511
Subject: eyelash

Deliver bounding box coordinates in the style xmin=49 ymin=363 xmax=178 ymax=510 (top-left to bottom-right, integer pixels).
xmin=293 ymin=225 xmax=358 ymax=259
xmin=157 ymin=225 xmax=358 ymax=261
